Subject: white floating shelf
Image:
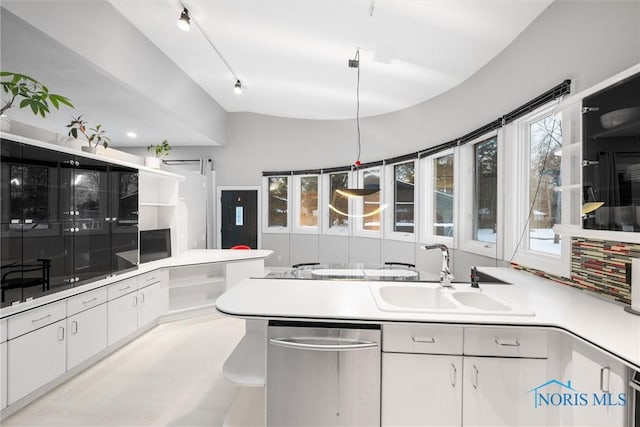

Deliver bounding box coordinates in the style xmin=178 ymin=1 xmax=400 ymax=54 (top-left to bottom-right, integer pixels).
xmin=223 ymin=331 xmax=266 ymax=387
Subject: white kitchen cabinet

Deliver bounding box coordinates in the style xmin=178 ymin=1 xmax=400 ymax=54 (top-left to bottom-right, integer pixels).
xmin=7 ymin=319 xmax=66 ymax=405
xmin=66 ymin=303 xmax=107 ymax=370
xmin=567 ymin=341 xmax=627 ymax=426
xmin=462 ymin=356 xmax=547 ymax=427
xmin=107 ymin=292 xmax=139 ymax=346
xmin=1 ymin=341 xmax=7 ymax=410
xmin=382 ymin=353 xmax=462 ymax=426
xmin=138 ymin=281 xmax=169 ymax=327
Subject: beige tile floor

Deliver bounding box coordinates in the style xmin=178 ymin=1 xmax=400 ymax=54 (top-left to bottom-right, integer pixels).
xmin=3 ymin=313 xmax=245 ymax=427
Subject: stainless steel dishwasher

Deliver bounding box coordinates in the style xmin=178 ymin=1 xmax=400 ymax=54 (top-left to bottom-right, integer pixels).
xmin=266 ymin=321 xmax=381 ymax=427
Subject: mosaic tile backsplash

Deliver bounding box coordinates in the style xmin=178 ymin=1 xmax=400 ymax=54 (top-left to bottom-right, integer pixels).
xmin=512 ymin=238 xmax=640 ymax=305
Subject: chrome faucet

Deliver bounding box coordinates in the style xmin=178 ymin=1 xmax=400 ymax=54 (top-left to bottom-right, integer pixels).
xmin=421 ymin=244 xmax=454 ymax=287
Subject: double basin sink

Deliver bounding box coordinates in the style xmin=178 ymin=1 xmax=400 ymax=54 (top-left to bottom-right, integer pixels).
xmin=369 ymin=282 xmax=534 ymax=316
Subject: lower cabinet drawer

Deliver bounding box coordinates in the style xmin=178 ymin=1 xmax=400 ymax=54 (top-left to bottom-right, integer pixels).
xmin=383 ymin=324 xmax=463 ymax=355
xmin=67 ymin=287 xmax=108 ymax=317
xmin=107 ymin=278 xmax=138 ymax=301
xmin=464 ymin=327 xmax=548 ymax=358
xmin=7 ymin=301 xmax=67 ymax=340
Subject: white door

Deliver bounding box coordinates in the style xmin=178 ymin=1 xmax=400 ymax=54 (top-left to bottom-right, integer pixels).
xmin=463 ymin=356 xmax=547 ymax=427
xmin=7 ymin=320 xmax=66 ymax=404
xmin=569 ymin=343 xmax=627 ymax=426
xmin=382 ymin=353 xmax=462 ymax=426
xmin=67 ymin=303 xmax=108 ymax=370
xmin=107 ymin=293 xmax=138 ymax=345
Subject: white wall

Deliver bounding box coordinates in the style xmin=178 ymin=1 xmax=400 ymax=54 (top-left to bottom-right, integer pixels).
xmin=212 ymin=1 xmax=640 ymax=186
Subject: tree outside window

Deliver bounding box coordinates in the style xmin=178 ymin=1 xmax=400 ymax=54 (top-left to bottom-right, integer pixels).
xmin=529 ymin=116 xmax=562 ymax=255
xmin=268 ymin=176 xmax=288 ymax=227
xmin=474 ymin=137 xmax=497 ymax=243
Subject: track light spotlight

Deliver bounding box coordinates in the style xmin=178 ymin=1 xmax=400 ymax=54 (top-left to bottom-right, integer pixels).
xmin=177 ymin=7 xmax=190 ymax=31
xmin=234 ymin=80 xmax=243 ymax=95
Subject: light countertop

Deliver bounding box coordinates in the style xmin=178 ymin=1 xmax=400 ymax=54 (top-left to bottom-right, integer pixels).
xmin=1 ymin=249 xmax=273 ymax=318
xmin=215 ymin=267 xmax=640 ymax=370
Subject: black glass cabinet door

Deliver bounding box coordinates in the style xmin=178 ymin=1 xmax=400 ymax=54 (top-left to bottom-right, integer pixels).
xmin=110 ymin=166 xmax=138 ymax=222
xmin=20 ymin=144 xmax=69 ymax=223
xmin=1 ymin=139 xmax=23 ymax=224
xmin=73 ymin=157 xmax=109 ymax=222
xmin=111 ymin=223 xmax=138 ymax=273
xmin=22 ymin=222 xmax=74 ymax=297
xmin=109 ymin=165 xmax=138 ymax=272
xmin=74 ymin=220 xmax=111 ymax=282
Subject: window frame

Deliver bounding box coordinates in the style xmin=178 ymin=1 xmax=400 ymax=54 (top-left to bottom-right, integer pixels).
xmin=503 ymin=103 xmax=570 ymax=277
xmin=322 ymin=170 xmax=352 ymax=236
xmin=262 ymin=175 xmax=290 ymax=234
xmin=292 ymin=174 xmax=321 ymax=234
xmin=352 ymin=165 xmax=383 ymax=238
xmin=458 ymin=130 xmax=503 ymax=258
xmin=420 ymin=148 xmax=457 ymax=248
xmin=384 ymin=160 xmax=417 ymax=242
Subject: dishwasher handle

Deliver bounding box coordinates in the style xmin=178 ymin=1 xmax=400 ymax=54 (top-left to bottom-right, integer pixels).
xmin=269 ymin=337 xmax=379 ymax=352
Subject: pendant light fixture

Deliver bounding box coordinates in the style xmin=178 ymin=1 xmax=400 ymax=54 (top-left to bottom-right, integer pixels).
xmin=338 ymin=48 xmax=380 ymax=198
xmin=177 ymin=7 xmax=191 ymax=31
xmin=328 ymin=48 xmax=386 ymax=220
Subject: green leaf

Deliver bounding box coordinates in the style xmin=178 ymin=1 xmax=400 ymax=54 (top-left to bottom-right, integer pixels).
xmin=70 ymin=128 xmax=78 ymax=139
xmin=29 ymin=101 xmax=38 ymax=115
xmin=19 ymin=99 xmax=30 ymax=108
xmin=50 ymin=96 xmax=59 ymax=109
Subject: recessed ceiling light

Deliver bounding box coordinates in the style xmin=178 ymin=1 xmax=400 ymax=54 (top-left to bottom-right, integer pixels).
xmin=126 ymin=131 xmax=137 ymax=138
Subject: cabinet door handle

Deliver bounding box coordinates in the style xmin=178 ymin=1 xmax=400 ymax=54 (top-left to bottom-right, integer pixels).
xmin=140 ymin=292 xmax=145 ymax=303
xmin=600 ymin=367 xmax=610 ymax=393
xmin=31 ymin=314 xmax=52 ymax=324
xmin=412 ymin=336 xmax=435 ymax=344
xmin=133 ymin=296 xmax=138 ymax=306
xmin=82 ymin=297 xmax=97 ymax=305
xmin=450 ymin=363 xmax=457 ymax=388
xmin=472 ymin=364 xmax=479 ymax=389
xmin=494 ymin=338 xmax=520 ymax=347
xmin=119 ymin=285 xmax=130 ymax=292
xmin=58 ymin=327 xmax=65 ymax=341
xmin=71 ymin=320 xmax=78 ymax=334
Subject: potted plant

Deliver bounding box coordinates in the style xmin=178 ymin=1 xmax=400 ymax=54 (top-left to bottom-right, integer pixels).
xmin=66 ymin=115 xmax=111 ymax=154
xmin=146 ymin=139 xmax=171 ymax=168
xmin=0 ymin=71 xmax=73 ymax=131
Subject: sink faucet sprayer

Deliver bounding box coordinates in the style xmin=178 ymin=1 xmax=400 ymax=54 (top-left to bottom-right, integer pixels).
xmin=421 ymin=244 xmax=454 ymax=287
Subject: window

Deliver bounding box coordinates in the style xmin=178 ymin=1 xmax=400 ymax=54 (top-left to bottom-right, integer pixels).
xmin=328 ymin=172 xmax=349 ymax=228
xmin=394 ymin=162 xmax=415 ymax=233
xmin=473 ymin=137 xmax=498 ymax=243
xmin=361 ymin=168 xmax=381 ymax=232
xmin=528 ymin=115 xmax=562 ymax=255
xmin=433 ymin=153 xmax=454 ymax=237
xmin=267 ymin=176 xmax=288 ymax=228
xmin=293 ymin=175 xmax=319 ymax=233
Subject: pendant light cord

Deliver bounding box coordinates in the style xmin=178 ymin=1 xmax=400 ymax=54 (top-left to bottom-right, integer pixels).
xmin=355 ymin=49 xmax=361 ymax=164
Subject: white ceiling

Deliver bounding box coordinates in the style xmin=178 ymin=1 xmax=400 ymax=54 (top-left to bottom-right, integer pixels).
xmin=0 ymin=0 xmax=553 ymax=146
xmin=111 ymin=0 xmax=553 ymax=119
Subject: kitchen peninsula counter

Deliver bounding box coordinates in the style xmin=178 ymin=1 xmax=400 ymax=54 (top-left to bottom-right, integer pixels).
xmin=216 ymin=267 xmax=640 ymax=370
